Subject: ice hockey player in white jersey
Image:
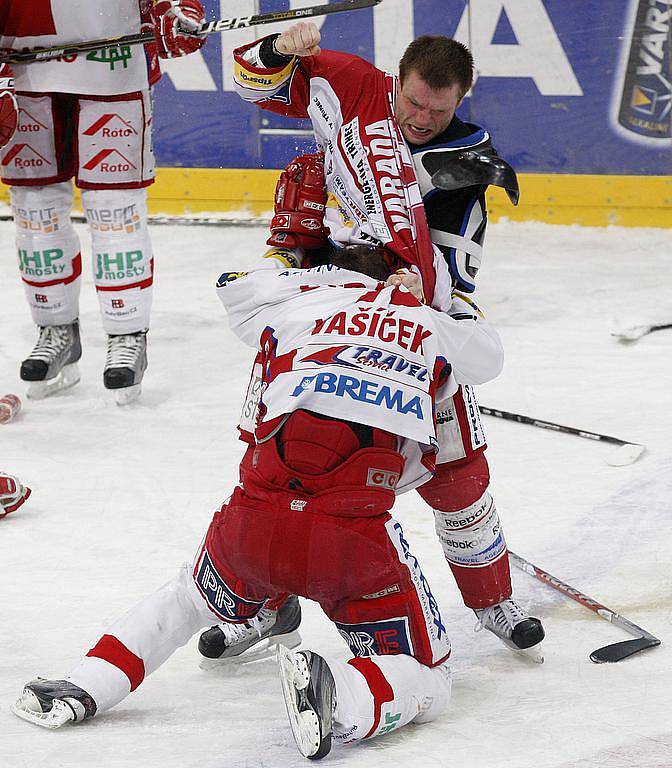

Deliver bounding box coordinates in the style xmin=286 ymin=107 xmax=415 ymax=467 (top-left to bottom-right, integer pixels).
xmin=13 ymin=248 xmax=503 ymax=760
xmin=0 ymin=0 xmax=205 ymax=404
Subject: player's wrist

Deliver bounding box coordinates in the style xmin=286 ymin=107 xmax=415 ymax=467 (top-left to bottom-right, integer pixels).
xmin=259 ymin=35 xmax=293 ymax=67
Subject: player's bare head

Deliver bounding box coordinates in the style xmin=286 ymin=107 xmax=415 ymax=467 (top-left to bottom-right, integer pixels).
xmin=396 ymin=36 xmax=474 ymax=144
xmin=399 ymin=36 xmax=474 ymax=96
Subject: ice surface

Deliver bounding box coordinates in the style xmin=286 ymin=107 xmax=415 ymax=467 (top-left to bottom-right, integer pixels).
xmin=1 ymin=220 xmax=670 ymax=767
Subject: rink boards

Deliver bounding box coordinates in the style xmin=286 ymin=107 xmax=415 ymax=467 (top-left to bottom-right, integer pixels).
xmin=2 ymin=0 xmax=671 ymax=225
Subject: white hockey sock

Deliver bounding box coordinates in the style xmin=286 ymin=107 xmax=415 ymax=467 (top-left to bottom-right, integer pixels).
xmin=326 ymin=654 xmax=451 ymax=744
xmin=68 ymin=564 xmax=217 ymax=712
xmin=11 ymin=182 xmax=82 ymax=326
xmin=433 ymin=490 xmax=507 ymax=568
xmin=83 ymin=188 xmax=154 ymax=335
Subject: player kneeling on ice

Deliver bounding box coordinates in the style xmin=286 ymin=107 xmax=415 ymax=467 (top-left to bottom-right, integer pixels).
xmin=14 ymin=247 xmax=503 ymax=759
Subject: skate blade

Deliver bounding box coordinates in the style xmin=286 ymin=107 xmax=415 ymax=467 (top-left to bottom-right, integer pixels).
xmin=199 ymin=629 xmax=302 ymax=669
xmin=114 ymin=384 xmax=142 ymax=406
xmin=513 ymin=644 xmax=544 ymax=664
xmin=26 ymin=364 xmax=80 ymax=400
xmin=13 ymin=693 xmax=76 ymax=729
xmin=277 ymin=646 xmax=323 ymax=759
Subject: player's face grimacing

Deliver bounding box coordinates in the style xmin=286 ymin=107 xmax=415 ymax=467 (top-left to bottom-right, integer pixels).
xmin=396 ymin=70 xmax=463 ymax=145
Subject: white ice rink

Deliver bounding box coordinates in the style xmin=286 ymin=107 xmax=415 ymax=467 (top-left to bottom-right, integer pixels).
xmin=1 ymin=218 xmax=671 ymax=768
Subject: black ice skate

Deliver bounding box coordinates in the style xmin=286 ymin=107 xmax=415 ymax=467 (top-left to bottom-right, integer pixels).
xmin=103 ymin=331 xmax=148 ymax=405
xmin=199 ymin=595 xmax=302 ymax=667
xmin=475 ymin=598 xmax=545 ymax=663
xmin=13 ymin=678 xmax=97 ymax=729
xmin=20 ymin=321 xmax=82 ymax=399
xmin=277 ymin=646 xmax=335 ymax=760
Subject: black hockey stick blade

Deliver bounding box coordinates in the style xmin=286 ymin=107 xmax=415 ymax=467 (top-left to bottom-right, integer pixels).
xmin=590 ymin=635 xmax=661 ymax=664
xmin=612 ymin=322 xmax=672 ymax=342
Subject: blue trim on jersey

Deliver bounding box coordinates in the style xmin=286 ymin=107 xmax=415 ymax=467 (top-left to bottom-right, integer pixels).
xmin=409 ymin=127 xmax=488 ymax=154
xmin=422 ymin=187 xmax=442 ymax=203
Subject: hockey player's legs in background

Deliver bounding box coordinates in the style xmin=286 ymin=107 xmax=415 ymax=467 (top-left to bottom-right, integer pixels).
xmin=418 ymin=386 xmax=544 ymax=656
xmin=2 ymin=90 xmax=154 ymax=404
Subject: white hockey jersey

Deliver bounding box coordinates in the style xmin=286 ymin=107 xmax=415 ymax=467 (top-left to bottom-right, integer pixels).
xmin=217 ymin=265 xmax=503 ymax=489
xmin=1 ymin=0 xmax=158 ymax=95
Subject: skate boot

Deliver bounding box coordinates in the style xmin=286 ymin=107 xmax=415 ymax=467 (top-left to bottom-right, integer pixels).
xmin=199 ymin=595 xmax=302 ymax=667
xmin=475 ymin=598 xmax=545 ymax=663
xmin=103 ymin=331 xmax=148 ymax=405
xmin=13 ymin=678 xmax=97 ymax=729
xmin=20 ymin=321 xmax=81 ymax=399
xmin=278 ymin=646 xmax=335 ymax=760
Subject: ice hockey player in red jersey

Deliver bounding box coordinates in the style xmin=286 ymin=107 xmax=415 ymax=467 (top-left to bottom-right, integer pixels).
xmin=0 ymin=0 xmax=204 ymax=404
xmin=13 ymin=248 xmax=503 ymax=760
xmin=198 ymin=24 xmax=544 ymax=664
xmin=0 ymin=471 xmax=31 ymax=518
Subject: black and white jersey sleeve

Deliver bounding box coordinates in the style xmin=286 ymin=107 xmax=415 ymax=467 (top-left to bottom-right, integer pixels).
xmin=411 ymin=122 xmax=493 ymax=294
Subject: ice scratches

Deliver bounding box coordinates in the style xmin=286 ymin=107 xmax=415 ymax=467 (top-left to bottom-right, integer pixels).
xmin=557 ymin=732 xmax=672 ymax=767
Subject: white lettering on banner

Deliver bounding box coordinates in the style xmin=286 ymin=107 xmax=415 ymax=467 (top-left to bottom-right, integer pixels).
xmin=165 ymin=0 xmax=580 ymax=99
xmin=454 ymin=0 xmax=582 ymax=96
xmin=373 ymin=0 xmax=415 ymax=75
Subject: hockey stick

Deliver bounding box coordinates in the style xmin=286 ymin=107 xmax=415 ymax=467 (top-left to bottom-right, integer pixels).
xmin=611 ymin=322 xmax=672 ymax=342
xmin=508 ymin=551 xmax=661 ymax=663
xmin=0 ymin=0 xmax=382 ymax=65
xmin=479 ymin=405 xmax=645 ymax=467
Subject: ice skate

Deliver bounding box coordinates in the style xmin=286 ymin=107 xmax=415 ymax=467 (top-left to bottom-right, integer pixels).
xmin=199 ymin=595 xmax=302 ymax=667
xmin=475 ymin=598 xmax=545 ymax=663
xmin=20 ymin=321 xmax=81 ymax=399
xmin=277 ymin=646 xmax=335 ymax=760
xmin=103 ymin=331 xmax=148 ymax=405
xmin=13 ymin=678 xmax=97 ymax=729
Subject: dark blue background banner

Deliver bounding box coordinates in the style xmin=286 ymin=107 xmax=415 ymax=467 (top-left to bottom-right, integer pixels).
xmin=152 ymin=0 xmax=671 ymax=175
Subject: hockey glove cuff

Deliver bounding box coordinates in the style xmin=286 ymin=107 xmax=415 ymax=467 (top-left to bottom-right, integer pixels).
xmin=0 ymin=473 xmax=31 ymax=518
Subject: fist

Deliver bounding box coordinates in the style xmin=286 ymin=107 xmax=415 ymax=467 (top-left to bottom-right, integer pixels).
xmin=151 ymin=0 xmax=206 ymax=59
xmin=0 ymin=63 xmax=18 ymax=150
xmin=385 ymin=271 xmax=424 ymax=302
xmin=275 ymin=22 xmax=321 ymax=57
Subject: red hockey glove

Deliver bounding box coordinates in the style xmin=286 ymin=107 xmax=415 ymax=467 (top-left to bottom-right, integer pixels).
xmin=0 ymin=472 xmax=31 ymax=519
xmin=150 ymin=0 xmax=206 ymax=59
xmin=267 ymin=152 xmax=328 ymax=250
xmin=0 ymin=63 xmax=18 ymax=150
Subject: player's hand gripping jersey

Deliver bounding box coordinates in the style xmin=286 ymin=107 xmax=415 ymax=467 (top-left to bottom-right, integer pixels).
xmin=217 ymin=264 xmax=503 ymax=488
xmin=0 ymin=0 xmax=160 ymax=94
xmin=233 ymin=39 xmax=453 ymax=310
